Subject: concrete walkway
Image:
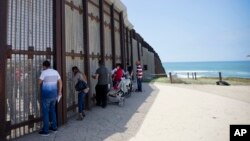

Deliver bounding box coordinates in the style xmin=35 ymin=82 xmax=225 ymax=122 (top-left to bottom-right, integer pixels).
xmin=14 ymin=83 xmax=250 ymax=141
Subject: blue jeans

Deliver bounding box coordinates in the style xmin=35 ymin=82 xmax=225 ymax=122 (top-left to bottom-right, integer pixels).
xmin=78 ymin=92 xmax=86 ymax=113
xmin=137 ymin=78 xmax=142 ymax=92
xmin=41 ymin=97 xmax=57 ymax=133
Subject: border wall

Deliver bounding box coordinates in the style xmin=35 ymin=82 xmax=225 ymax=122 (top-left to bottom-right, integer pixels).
xmin=0 ymin=0 xmax=165 ymax=140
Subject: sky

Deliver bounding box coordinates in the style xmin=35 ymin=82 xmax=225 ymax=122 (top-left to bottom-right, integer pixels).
xmin=121 ymin=0 xmax=250 ymax=62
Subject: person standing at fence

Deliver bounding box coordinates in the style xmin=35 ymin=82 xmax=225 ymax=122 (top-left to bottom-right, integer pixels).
xmin=72 ymin=66 xmax=89 ymax=120
xmin=113 ymin=63 xmax=123 ymax=89
xmin=136 ymin=61 xmax=143 ymax=92
xmin=127 ymin=63 xmax=133 ymax=79
xmin=38 ymin=60 xmax=62 ymax=136
xmin=111 ymin=64 xmax=118 ymax=86
xmin=92 ymin=60 xmax=109 ymax=108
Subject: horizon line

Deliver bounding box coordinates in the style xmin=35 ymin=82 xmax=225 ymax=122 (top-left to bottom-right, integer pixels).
xmin=163 ymin=60 xmax=250 ymax=63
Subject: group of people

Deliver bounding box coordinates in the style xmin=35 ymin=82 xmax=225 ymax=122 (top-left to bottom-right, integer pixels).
xmin=38 ymin=60 xmax=143 ymax=136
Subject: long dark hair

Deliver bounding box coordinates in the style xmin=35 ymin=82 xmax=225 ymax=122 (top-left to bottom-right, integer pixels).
xmin=72 ymin=66 xmax=81 ymax=75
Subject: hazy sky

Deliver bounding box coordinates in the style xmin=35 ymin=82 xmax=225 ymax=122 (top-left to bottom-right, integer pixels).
xmin=121 ymin=0 xmax=250 ymax=62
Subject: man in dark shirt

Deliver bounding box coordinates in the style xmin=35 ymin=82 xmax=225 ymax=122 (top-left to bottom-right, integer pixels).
xmin=92 ymin=60 xmax=109 ymax=108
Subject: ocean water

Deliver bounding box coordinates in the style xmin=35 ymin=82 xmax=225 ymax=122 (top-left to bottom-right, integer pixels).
xmin=163 ymin=61 xmax=250 ymax=78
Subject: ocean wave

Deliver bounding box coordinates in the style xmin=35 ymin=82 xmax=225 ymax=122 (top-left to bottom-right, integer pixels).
xmin=168 ymin=71 xmax=250 ymax=78
xmin=164 ymin=61 xmax=250 ymax=78
xmin=234 ymin=72 xmax=250 ymax=75
xmin=175 ymin=73 xmax=215 ymax=78
xmin=168 ymin=70 xmax=219 ymax=73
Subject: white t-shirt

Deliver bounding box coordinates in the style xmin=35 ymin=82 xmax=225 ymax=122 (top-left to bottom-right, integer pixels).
xmin=39 ymin=68 xmax=61 ymax=98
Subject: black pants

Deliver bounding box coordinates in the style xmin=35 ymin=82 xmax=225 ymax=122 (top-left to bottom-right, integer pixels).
xmin=95 ymin=84 xmax=108 ymax=107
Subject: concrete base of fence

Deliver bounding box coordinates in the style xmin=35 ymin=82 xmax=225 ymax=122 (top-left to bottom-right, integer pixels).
xmin=216 ymin=80 xmax=230 ymax=86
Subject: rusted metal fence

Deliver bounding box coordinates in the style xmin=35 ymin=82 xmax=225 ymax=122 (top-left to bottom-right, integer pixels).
xmin=4 ymin=0 xmax=54 ymax=139
xmin=0 ymin=0 xmax=163 ymax=140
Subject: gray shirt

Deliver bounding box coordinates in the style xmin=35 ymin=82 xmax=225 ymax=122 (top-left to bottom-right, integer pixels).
xmin=95 ymin=65 xmax=109 ymax=85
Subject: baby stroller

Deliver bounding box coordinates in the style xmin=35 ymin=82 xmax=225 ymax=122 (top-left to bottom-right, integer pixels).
xmin=123 ymin=77 xmax=132 ymax=97
xmin=107 ymin=78 xmax=131 ymax=106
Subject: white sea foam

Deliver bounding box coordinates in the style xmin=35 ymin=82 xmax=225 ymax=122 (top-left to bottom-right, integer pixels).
xmin=235 ymin=72 xmax=250 ymax=75
xmin=175 ymin=73 xmax=211 ymax=78
xmin=167 ymin=70 xmax=219 ymax=73
xmin=164 ymin=61 xmax=250 ymax=78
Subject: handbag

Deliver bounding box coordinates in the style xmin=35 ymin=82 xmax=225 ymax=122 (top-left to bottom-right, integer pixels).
xmin=75 ymin=79 xmax=88 ymax=92
xmin=83 ymin=87 xmax=90 ymax=93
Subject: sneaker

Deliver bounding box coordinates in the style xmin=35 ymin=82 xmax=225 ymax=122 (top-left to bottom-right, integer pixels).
xmin=76 ymin=113 xmax=83 ymax=120
xmin=49 ymin=127 xmax=57 ymax=132
xmin=96 ymin=103 xmax=101 ymax=107
xmin=39 ymin=131 xmax=49 ymax=136
xmin=136 ymin=89 xmax=142 ymax=92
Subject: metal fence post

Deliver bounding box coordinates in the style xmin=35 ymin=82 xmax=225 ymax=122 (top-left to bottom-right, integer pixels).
xmin=219 ymin=72 xmax=222 ymax=81
xmin=0 ymin=0 xmax=8 ymax=140
xmin=169 ymin=72 xmax=172 ymax=83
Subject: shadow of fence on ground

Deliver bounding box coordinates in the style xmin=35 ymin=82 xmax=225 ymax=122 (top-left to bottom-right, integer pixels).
xmin=13 ymin=83 xmax=160 ymax=141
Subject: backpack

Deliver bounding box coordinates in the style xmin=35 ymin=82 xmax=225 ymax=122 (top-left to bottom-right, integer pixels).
xmin=75 ymin=79 xmax=88 ymax=92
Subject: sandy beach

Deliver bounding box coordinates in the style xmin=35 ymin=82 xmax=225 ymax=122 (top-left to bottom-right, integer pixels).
xmin=14 ymin=82 xmax=250 ymax=141
xmin=130 ymin=83 xmax=250 ymax=141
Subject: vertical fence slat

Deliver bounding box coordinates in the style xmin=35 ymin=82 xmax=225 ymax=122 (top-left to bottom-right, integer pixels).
xmin=169 ymin=72 xmax=172 ymax=83
xmin=54 ymin=0 xmax=66 ymax=126
xmin=111 ymin=4 xmax=115 ymax=68
xmin=99 ymin=0 xmax=105 ymax=61
xmin=219 ymin=72 xmax=222 ymax=81
xmin=0 ymin=0 xmax=165 ymax=140
xmin=0 ymin=0 xmax=8 ymax=140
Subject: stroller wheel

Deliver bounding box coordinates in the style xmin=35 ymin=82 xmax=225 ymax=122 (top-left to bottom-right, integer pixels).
xmin=118 ymin=97 xmax=125 ymax=107
xmin=125 ymin=92 xmax=131 ymax=98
